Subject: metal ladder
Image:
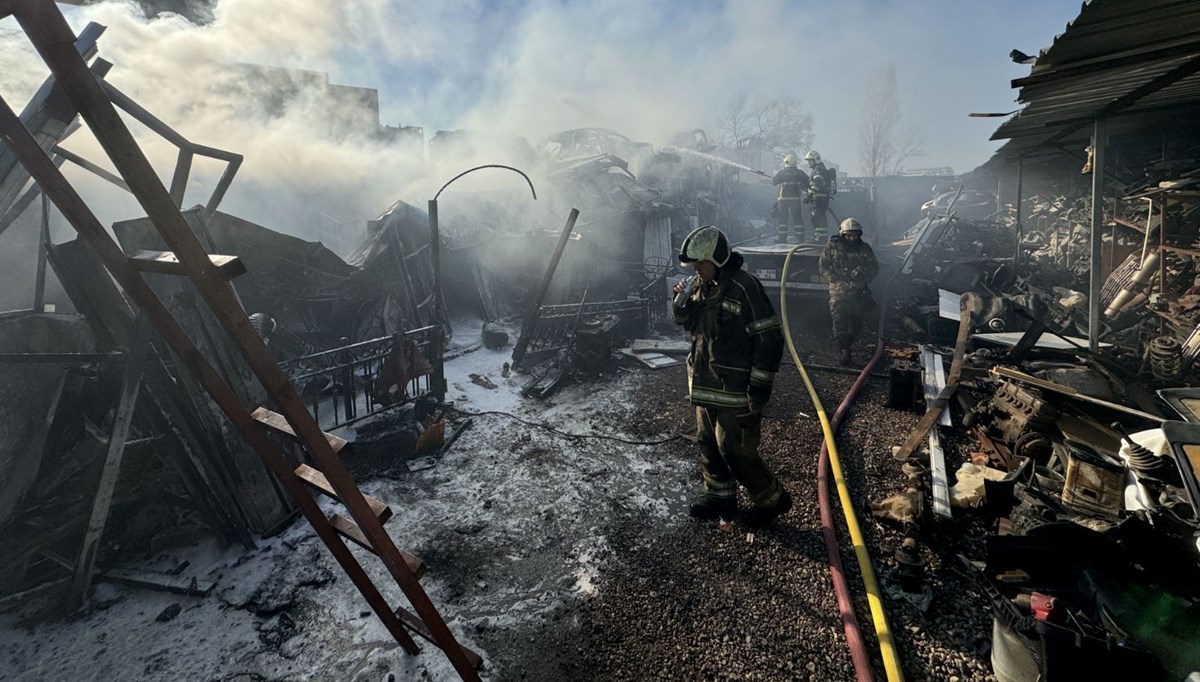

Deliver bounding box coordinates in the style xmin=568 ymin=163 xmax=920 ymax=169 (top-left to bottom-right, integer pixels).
xmin=0 ymin=3 xmax=480 ymax=679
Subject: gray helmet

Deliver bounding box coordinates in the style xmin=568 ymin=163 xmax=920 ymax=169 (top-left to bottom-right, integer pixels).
xmin=839 ymin=218 xmax=863 ymax=234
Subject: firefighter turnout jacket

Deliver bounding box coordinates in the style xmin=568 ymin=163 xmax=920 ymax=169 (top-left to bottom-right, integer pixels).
xmin=818 ymin=235 xmax=879 ymax=299
xmin=773 ymin=165 xmax=809 ymax=200
xmin=673 ymin=254 xmax=784 ymax=410
xmin=808 ymin=161 xmax=836 ymax=199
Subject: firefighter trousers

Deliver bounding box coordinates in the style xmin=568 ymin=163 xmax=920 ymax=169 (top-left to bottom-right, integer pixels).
xmin=830 ymin=290 xmax=879 ymax=350
xmin=776 ymin=198 xmax=806 ymax=242
xmin=695 ymin=406 xmax=783 ymax=507
xmin=810 ymin=196 xmax=830 ymax=239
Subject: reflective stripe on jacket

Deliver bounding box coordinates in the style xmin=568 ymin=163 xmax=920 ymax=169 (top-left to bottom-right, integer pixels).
xmin=772 ymin=166 xmax=809 ymax=200
xmin=808 ymin=162 xmax=832 ymax=198
xmin=673 ymin=265 xmax=784 ymax=409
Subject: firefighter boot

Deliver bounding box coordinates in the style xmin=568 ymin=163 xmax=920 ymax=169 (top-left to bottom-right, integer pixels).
xmin=689 ymin=494 xmax=737 ymax=520
xmin=742 ymin=488 xmax=793 ymax=528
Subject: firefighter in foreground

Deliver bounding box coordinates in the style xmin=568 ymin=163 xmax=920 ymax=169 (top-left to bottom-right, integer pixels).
xmin=672 ymin=225 xmax=793 ymax=526
xmin=772 ymin=153 xmax=808 ymax=243
xmin=805 ymin=150 xmax=836 ymax=241
xmin=819 ymin=218 xmax=880 ymax=366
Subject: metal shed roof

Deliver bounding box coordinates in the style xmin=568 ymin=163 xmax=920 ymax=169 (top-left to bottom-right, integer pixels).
xmin=990 ymin=0 xmax=1200 ymax=159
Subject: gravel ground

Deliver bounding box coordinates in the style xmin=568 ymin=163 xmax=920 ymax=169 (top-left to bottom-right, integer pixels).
xmin=484 ymin=313 xmax=1000 ymax=681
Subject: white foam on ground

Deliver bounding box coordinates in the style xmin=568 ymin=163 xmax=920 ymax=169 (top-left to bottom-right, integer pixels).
xmin=0 ymin=337 xmax=694 ymax=681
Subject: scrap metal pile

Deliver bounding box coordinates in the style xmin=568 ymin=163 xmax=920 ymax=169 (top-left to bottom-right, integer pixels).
xmin=879 ymin=173 xmax=1200 ymax=681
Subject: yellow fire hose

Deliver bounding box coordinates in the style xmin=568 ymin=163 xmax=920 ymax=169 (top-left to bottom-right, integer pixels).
xmin=780 ymin=246 xmax=905 ymax=682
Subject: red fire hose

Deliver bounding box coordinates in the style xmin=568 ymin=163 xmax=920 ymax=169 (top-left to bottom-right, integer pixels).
xmin=817 ymin=315 xmax=886 ymax=682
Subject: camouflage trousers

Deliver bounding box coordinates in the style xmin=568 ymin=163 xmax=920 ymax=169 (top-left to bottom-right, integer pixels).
xmin=810 ymin=196 xmax=830 ymax=240
xmin=695 ymin=407 xmax=783 ymax=507
xmin=776 ymin=198 xmax=806 ymax=242
xmin=830 ymin=289 xmax=879 ymax=350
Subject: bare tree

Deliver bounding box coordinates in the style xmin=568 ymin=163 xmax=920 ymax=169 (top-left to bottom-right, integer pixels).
xmin=716 ymin=91 xmax=814 ymax=156
xmin=751 ymin=95 xmax=814 ymax=159
xmin=717 ymin=91 xmax=752 ymax=148
xmin=859 ymin=65 xmax=924 ymax=177
xmin=890 ymin=129 xmax=926 ymax=176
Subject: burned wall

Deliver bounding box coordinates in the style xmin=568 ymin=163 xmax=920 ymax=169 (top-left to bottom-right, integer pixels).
xmin=0 ymin=313 xmax=95 ymax=526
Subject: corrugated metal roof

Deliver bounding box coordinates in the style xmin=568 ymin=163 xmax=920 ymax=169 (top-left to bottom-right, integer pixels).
xmin=989 ymin=0 xmax=1200 ymax=159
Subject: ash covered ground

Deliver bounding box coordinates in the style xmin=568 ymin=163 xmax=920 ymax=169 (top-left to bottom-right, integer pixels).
xmin=0 ymin=316 xmax=996 ymax=682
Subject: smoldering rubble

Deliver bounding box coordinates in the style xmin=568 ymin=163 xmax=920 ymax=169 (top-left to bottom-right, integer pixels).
xmin=4 ymin=3 xmax=1200 ymax=682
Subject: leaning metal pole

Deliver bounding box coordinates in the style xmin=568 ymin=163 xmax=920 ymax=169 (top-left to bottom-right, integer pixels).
xmin=511 ymin=208 xmax=580 ymax=367
xmin=1088 ymin=118 xmax=1106 ymax=352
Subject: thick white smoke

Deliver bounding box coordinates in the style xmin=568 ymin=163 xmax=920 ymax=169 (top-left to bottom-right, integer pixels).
xmin=0 ymin=0 xmax=1079 ymax=247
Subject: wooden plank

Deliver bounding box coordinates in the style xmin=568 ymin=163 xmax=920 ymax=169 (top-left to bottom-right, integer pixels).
xmin=295 ymin=463 xmax=391 ymax=522
xmin=102 ymin=568 xmax=214 ymax=597
xmin=127 ymin=250 xmax=246 ymax=279
xmin=393 ymin=604 xmax=484 ymax=669
xmin=251 ymin=407 xmax=348 ymax=454
xmin=0 ymin=21 xmax=106 ymax=213
xmin=329 ymin=514 xmax=425 ymax=579
xmin=67 ymin=320 xmax=151 ymax=611
xmin=894 ymin=295 xmax=976 ymax=462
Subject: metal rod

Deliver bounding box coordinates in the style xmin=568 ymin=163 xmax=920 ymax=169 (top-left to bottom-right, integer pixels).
xmin=1088 ymin=119 xmax=1106 ymax=352
xmin=50 ymin=144 xmax=130 ymax=191
xmin=34 ymin=192 xmax=49 ymax=311
xmin=512 ymin=208 xmax=581 ymax=367
xmin=1013 ymin=157 xmax=1024 ymax=270
xmin=995 ymin=171 xmax=1002 ymax=215
xmin=428 ymin=199 xmax=446 ymax=400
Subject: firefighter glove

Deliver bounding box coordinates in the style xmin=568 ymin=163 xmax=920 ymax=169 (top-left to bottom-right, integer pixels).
xmin=748 ymin=384 xmax=772 ymax=414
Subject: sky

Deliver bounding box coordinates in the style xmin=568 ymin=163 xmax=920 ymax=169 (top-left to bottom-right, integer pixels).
xmin=0 ymin=0 xmax=1084 ymax=234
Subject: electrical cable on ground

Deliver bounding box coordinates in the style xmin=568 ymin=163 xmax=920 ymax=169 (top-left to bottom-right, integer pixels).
xmin=446 ymin=407 xmax=686 ymax=446
xmin=781 ymin=246 xmax=904 ymax=682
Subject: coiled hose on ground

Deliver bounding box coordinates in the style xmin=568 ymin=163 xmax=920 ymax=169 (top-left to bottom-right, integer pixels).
xmin=781 ymin=246 xmax=904 ymax=682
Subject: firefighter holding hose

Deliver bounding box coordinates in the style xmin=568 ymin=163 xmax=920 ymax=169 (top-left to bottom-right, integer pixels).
xmin=672 ymin=225 xmax=793 ymax=526
xmin=772 ymin=153 xmax=809 ymax=243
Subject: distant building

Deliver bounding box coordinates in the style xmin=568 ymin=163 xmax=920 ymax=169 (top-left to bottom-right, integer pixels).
xmin=227 ymin=63 xmax=424 ymax=147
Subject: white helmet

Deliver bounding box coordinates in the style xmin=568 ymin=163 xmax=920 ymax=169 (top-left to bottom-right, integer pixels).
xmin=805 ymin=150 xmax=821 ymax=162
xmin=783 ymin=153 xmax=797 ymax=167
xmin=839 ymin=218 xmax=863 ymax=234
xmin=679 ymin=225 xmax=731 ymax=267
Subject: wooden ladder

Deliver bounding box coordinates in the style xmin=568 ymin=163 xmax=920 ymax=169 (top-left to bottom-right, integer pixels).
xmin=0 ymin=3 xmax=481 ymax=679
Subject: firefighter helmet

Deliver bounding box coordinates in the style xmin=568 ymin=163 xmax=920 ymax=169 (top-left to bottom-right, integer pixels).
xmin=783 ymin=153 xmax=797 ymax=167
xmin=805 ymin=150 xmax=821 ymax=162
xmin=679 ymin=225 xmax=731 ymax=267
xmin=839 ymin=218 xmax=863 ymax=234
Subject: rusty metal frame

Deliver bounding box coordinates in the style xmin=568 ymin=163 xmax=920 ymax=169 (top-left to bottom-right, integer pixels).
xmin=0 ymin=4 xmax=481 ymax=679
